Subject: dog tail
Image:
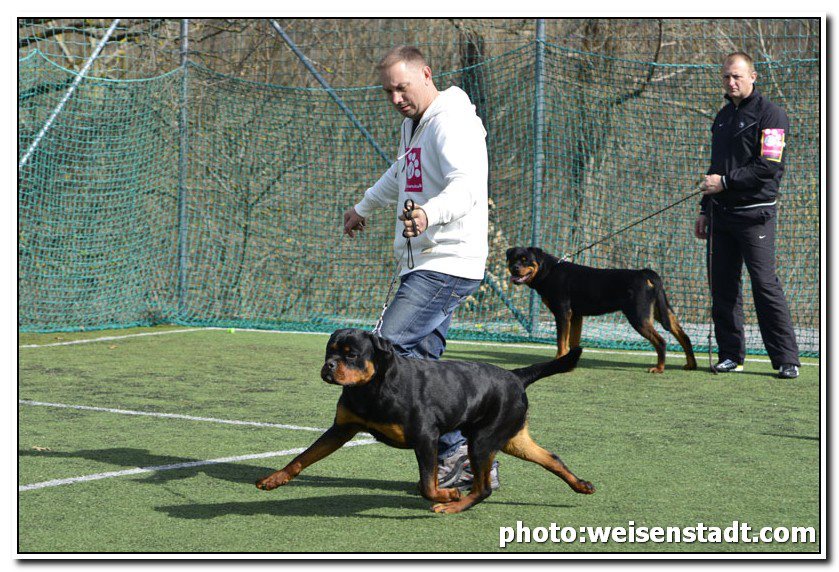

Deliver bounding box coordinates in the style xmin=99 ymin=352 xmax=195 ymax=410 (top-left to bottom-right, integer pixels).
xmin=643 ymin=269 xmax=672 ymax=332
xmin=512 ymin=347 xmax=583 ymax=387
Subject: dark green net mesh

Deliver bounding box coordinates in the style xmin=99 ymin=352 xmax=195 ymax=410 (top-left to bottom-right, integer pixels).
xmin=18 ymin=19 xmax=820 ymax=356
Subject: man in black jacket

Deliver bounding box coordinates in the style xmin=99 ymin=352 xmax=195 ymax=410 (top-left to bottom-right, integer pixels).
xmin=695 ymin=51 xmax=800 ymax=379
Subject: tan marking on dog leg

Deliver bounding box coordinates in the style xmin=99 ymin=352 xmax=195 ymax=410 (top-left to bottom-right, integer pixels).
xmin=419 ymin=471 xmax=461 ymax=503
xmin=501 ymin=424 xmax=594 ymax=494
xmin=255 ymin=423 xmax=357 ymax=491
xmin=431 ymin=453 xmax=496 ymax=514
xmin=637 ymin=319 xmax=667 ymax=373
xmin=569 ymin=314 xmax=583 ymax=348
xmin=555 ymin=310 xmax=572 ymax=359
xmin=667 ymin=310 xmax=697 ymax=370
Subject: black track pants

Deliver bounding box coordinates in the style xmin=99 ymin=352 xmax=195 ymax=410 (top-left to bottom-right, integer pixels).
xmin=707 ymin=203 xmax=800 ymax=368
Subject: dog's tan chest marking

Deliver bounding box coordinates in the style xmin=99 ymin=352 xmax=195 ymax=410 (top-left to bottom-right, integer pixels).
xmin=336 ymin=404 xmax=409 ymax=447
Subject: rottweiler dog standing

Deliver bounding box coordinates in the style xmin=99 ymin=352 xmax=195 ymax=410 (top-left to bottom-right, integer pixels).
xmin=507 ymin=246 xmax=697 ymax=373
xmin=256 ymin=328 xmax=594 ymax=514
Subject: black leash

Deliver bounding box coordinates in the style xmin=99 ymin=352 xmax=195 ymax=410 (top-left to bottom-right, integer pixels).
xmin=560 ymin=187 xmax=704 ymax=262
xmin=371 ymin=199 xmax=418 ymax=336
xmin=706 ymin=205 xmax=717 ymax=374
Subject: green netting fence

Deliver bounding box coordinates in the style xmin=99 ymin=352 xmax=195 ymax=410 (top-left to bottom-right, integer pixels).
xmin=18 ymin=19 xmax=820 ymax=356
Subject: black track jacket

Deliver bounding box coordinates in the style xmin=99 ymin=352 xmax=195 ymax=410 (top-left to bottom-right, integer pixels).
xmin=700 ymin=89 xmax=790 ymax=214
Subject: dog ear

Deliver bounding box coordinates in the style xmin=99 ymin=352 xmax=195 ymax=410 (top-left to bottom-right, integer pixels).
xmin=528 ymin=246 xmax=544 ymax=258
xmin=366 ymin=332 xmax=394 ymax=355
xmin=328 ymin=328 xmax=354 ymax=343
xmin=366 ymin=332 xmax=395 ymax=373
xmin=505 ymin=247 xmax=516 ymax=260
xmin=555 ymin=347 xmax=583 ymax=372
xmin=326 ymin=329 xmax=342 ymax=346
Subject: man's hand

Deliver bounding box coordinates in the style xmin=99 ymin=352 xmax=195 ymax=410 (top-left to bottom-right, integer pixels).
xmin=398 ymin=205 xmax=428 ymax=238
xmin=343 ymin=207 xmax=366 ymax=238
xmin=700 ymin=174 xmax=724 ymax=195
xmin=694 ymin=214 xmax=709 ymax=240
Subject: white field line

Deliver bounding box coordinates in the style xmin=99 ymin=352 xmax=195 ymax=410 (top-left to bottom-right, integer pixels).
xmin=19 ymin=328 xmax=204 ymax=348
xmin=19 ymin=399 xmax=378 ymax=492
xmin=19 ymin=326 xmax=819 ymax=367
xmin=18 ymin=399 xmax=327 ymax=432
xmin=18 ymin=439 xmax=378 ymax=492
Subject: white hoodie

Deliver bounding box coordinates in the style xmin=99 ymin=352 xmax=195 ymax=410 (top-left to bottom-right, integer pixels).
xmin=354 ymin=86 xmax=488 ymax=280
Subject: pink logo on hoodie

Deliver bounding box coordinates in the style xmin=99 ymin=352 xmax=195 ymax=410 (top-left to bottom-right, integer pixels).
xmin=405 ymin=148 xmax=423 ymax=192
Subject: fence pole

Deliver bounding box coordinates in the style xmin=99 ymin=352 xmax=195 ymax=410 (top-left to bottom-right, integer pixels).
xmin=19 ymin=19 xmax=121 ymax=169
xmin=267 ymin=19 xmax=390 ymax=165
xmin=529 ymin=18 xmax=547 ymax=334
xmin=177 ymin=19 xmax=190 ymax=316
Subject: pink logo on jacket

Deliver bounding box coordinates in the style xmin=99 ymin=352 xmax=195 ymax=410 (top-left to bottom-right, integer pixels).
xmin=760 ymin=128 xmax=785 ymax=162
xmin=405 ymin=148 xmax=423 ymax=192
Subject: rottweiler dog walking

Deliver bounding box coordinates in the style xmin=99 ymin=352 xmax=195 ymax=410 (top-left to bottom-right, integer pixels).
xmin=507 ymin=246 xmax=697 ymax=373
xmin=256 ymin=328 xmax=594 ymax=513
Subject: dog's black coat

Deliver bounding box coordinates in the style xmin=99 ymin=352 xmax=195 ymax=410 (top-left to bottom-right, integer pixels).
xmin=507 ymin=246 xmax=697 ymax=372
xmin=256 ymin=328 xmax=593 ymax=513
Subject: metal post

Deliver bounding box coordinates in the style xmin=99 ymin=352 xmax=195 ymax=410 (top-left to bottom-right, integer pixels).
xmin=177 ymin=19 xmax=190 ymax=316
xmin=19 ymin=19 xmax=121 ymax=169
xmin=267 ymin=19 xmax=390 ymax=165
xmin=529 ymin=19 xmax=547 ymax=334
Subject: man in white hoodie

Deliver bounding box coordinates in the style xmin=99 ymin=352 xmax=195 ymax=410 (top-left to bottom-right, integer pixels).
xmin=343 ymin=45 xmax=493 ymax=490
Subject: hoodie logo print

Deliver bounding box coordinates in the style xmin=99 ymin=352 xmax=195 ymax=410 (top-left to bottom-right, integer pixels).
xmin=405 ymin=148 xmax=423 ymax=192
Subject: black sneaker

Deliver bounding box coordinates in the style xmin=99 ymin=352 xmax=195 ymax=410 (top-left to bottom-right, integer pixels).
xmin=778 ymin=364 xmax=799 ymax=379
xmin=713 ymin=359 xmax=744 ymax=373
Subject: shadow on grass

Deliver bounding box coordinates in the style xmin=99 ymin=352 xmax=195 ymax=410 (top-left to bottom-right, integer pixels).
xmin=155 ymin=487 xmax=578 ymax=520
xmin=156 ymin=492 xmax=434 ymax=520
xmin=574 ymin=359 xmax=785 ymax=379
xmin=445 ymin=347 xmax=807 ymax=383
xmin=761 ymin=433 xmax=819 ymax=442
xmin=18 ymin=446 xmax=408 ymax=491
xmin=443 ymin=349 xmax=697 ymax=374
xmin=20 ymin=446 xmax=580 ymax=519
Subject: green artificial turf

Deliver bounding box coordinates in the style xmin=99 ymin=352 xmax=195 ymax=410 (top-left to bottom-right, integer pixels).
xmin=18 ymin=327 xmax=821 ymax=554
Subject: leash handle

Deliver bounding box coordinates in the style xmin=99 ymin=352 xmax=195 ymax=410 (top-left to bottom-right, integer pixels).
xmin=402 ymin=199 xmax=418 ymax=237
xmin=402 ymin=199 xmax=416 ymax=269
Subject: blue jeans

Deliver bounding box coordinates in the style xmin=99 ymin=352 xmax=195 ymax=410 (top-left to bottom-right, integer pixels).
xmin=378 ymin=269 xmax=482 ymax=460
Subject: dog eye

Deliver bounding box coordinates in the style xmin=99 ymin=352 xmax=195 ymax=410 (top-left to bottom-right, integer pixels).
xmin=346 ymin=353 xmax=358 ymax=360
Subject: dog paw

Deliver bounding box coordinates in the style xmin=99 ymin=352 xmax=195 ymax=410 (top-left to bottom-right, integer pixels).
xmin=647 ymin=366 xmax=664 ymax=374
xmin=419 ymin=485 xmax=461 ymax=503
xmin=573 ymin=480 xmax=596 ymax=494
xmin=431 ymin=500 xmax=468 ymax=514
xmin=255 ymin=470 xmax=291 ymax=491
xmin=438 ymin=487 xmax=461 ymax=502
xmin=683 ymin=362 xmax=697 ymax=371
